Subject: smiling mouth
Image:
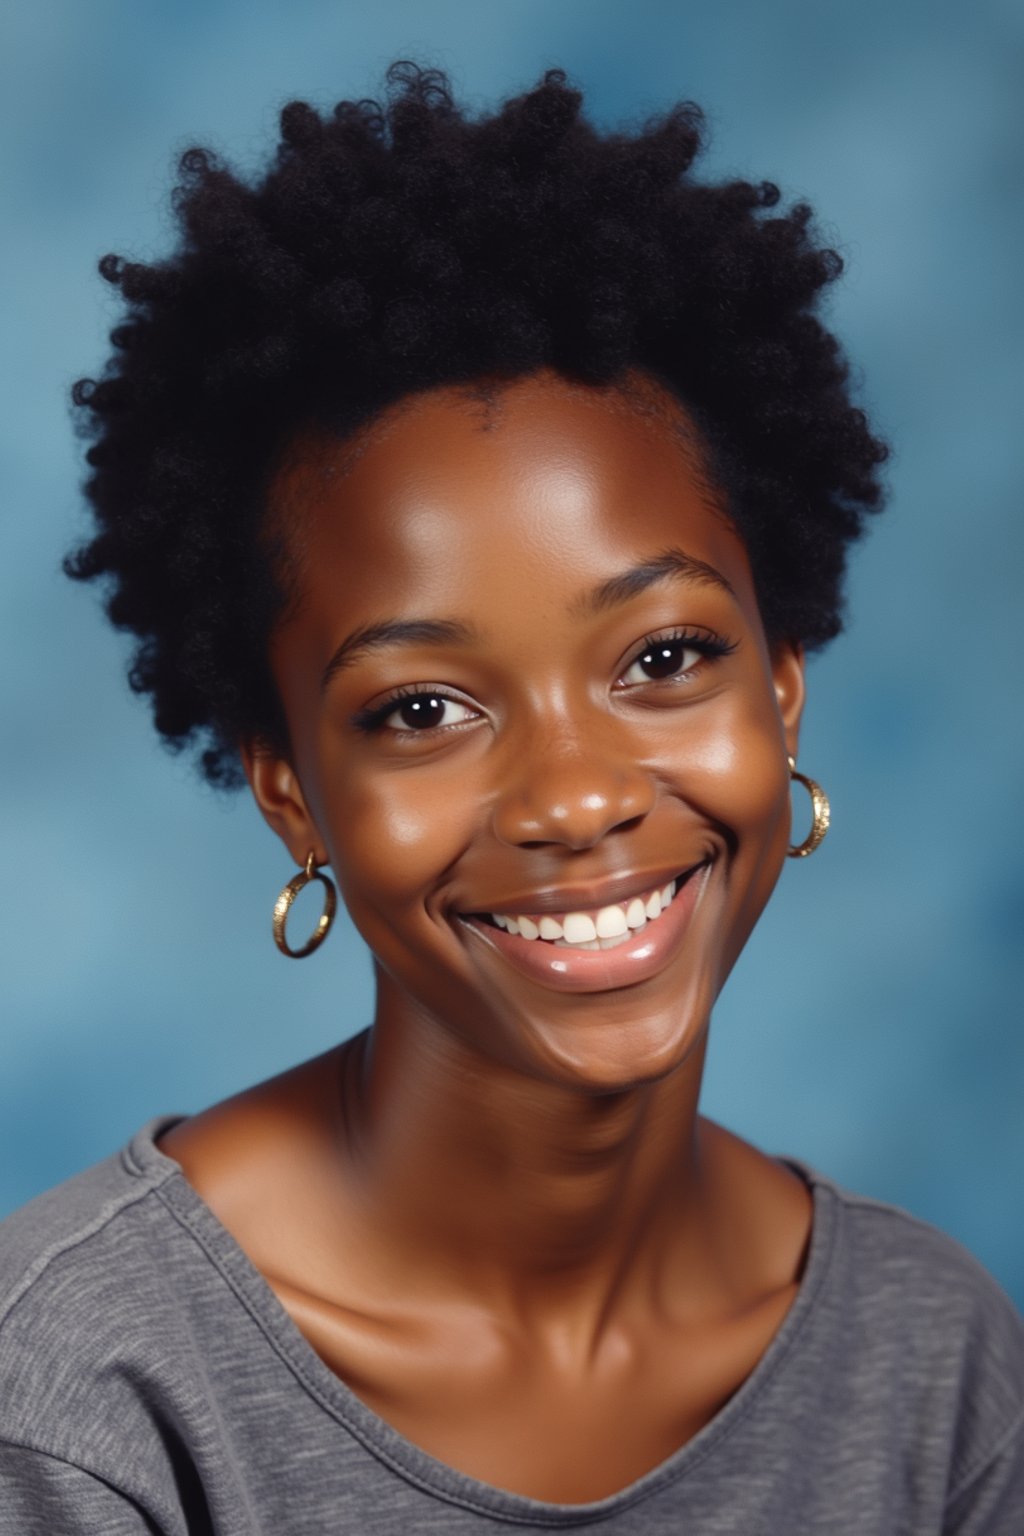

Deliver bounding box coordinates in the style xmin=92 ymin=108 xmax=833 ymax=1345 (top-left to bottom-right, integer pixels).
xmin=464 ymin=864 xmax=706 ymax=952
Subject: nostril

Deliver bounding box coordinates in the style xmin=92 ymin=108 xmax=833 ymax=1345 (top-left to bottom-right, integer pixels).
xmin=500 ymin=808 xmax=651 ymax=852
xmin=490 ymin=757 xmax=656 ymax=851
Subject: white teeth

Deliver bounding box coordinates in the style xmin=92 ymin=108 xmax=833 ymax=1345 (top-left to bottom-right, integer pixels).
xmin=595 ymin=904 xmax=628 ymax=938
xmin=562 ymin=912 xmax=598 ymax=943
xmin=554 ymin=931 xmax=631 ymax=950
xmin=485 ymin=873 xmax=687 ymax=949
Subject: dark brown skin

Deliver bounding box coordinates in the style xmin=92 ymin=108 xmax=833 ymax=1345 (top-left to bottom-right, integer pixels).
xmin=160 ymin=370 xmax=813 ymax=1504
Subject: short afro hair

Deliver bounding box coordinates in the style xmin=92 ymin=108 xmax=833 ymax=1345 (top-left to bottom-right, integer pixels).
xmin=67 ymin=62 xmax=888 ymax=787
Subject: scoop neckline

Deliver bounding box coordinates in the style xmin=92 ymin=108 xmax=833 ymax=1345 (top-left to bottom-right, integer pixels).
xmin=128 ymin=1114 xmax=838 ymax=1527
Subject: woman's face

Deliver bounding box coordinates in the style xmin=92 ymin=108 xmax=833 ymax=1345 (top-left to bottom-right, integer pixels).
xmin=251 ymin=370 xmax=804 ymax=1091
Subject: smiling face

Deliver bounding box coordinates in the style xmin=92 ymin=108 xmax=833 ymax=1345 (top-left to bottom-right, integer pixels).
xmin=248 ymin=370 xmax=804 ymax=1092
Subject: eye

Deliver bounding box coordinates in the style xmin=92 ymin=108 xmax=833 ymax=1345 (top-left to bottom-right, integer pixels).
xmin=352 ymin=688 xmax=479 ymax=735
xmin=617 ymin=629 xmax=734 ymax=688
xmin=620 ymin=636 xmax=702 ymax=685
xmin=385 ymin=693 xmax=475 ymax=732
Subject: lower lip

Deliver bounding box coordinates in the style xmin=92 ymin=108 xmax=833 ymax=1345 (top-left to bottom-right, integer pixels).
xmin=457 ymin=864 xmax=712 ymax=995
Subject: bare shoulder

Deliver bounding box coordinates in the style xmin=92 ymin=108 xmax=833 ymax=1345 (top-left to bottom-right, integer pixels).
xmin=157 ymin=1043 xmax=350 ymax=1276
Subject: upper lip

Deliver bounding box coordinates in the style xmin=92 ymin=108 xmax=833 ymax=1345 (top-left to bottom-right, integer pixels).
xmin=456 ymin=859 xmax=709 ymax=918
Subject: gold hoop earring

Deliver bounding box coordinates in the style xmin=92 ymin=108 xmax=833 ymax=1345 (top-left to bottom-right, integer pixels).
xmin=787 ymin=756 xmax=830 ymax=858
xmin=272 ymin=851 xmax=337 ymax=958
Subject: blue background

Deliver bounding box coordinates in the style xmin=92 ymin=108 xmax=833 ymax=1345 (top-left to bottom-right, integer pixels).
xmin=2 ymin=0 xmax=1022 ymax=1303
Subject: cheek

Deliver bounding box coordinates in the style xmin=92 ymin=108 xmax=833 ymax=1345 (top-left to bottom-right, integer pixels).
xmin=654 ymin=691 xmax=790 ymax=986
xmin=321 ymin=760 xmax=476 ymax=920
xmin=658 ymin=688 xmax=790 ymax=847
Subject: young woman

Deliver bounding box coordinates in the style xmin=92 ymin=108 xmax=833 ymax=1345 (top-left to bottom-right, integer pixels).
xmin=1 ymin=65 xmax=1021 ymax=1533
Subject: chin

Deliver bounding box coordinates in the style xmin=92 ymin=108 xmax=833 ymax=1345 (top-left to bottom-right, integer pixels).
xmin=517 ymin=993 xmax=713 ymax=1096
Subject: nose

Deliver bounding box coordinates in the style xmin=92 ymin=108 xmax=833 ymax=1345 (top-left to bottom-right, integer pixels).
xmin=490 ymin=717 xmax=656 ymax=851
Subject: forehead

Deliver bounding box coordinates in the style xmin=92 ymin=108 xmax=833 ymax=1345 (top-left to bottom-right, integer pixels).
xmin=269 ymin=370 xmax=754 ymax=628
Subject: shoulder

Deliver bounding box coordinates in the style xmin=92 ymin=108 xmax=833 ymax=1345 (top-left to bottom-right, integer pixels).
xmin=804 ymin=1165 xmax=1024 ymax=1504
xmin=816 ymin=1169 xmax=1024 ymax=1348
xmin=0 ymin=1121 xmax=197 ymax=1471
xmin=0 ymin=1122 xmax=176 ymax=1307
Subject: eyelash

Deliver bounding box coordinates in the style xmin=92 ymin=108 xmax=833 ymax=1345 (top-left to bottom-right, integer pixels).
xmin=350 ymin=627 xmax=738 ymax=737
xmin=615 ymin=626 xmax=737 ymax=690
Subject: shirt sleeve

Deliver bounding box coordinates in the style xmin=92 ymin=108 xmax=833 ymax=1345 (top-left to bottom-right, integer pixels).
xmin=0 ymin=1441 xmax=164 ymax=1535
xmin=944 ymin=1409 xmax=1024 ymax=1535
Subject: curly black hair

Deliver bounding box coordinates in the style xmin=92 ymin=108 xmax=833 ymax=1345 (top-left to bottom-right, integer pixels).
xmin=67 ymin=63 xmax=888 ymax=787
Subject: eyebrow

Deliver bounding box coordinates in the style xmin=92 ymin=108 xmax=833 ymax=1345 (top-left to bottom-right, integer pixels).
xmin=320 ymin=547 xmax=734 ymax=692
xmin=321 ymin=618 xmax=477 ymax=692
xmin=574 ymin=547 xmax=735 ymax=616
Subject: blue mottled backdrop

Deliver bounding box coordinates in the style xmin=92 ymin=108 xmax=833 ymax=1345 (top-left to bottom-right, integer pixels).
xmin=2 ymin=0 xmax=1022 ymax=1303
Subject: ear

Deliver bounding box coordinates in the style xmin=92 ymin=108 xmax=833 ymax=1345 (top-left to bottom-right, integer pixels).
xmin=240 ymin=739 xmax=328 ymax=870
xmin=770 ymin=640 xmax=806 ymax=761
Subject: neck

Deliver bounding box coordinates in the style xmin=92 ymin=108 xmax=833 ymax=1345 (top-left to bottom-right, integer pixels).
xmin=336 ymin=992 xmax=715 ymax=1340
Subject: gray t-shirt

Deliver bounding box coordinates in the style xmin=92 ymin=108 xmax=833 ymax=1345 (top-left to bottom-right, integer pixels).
xmin=1 ymin=1117 xmax=1022 ymax=1533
